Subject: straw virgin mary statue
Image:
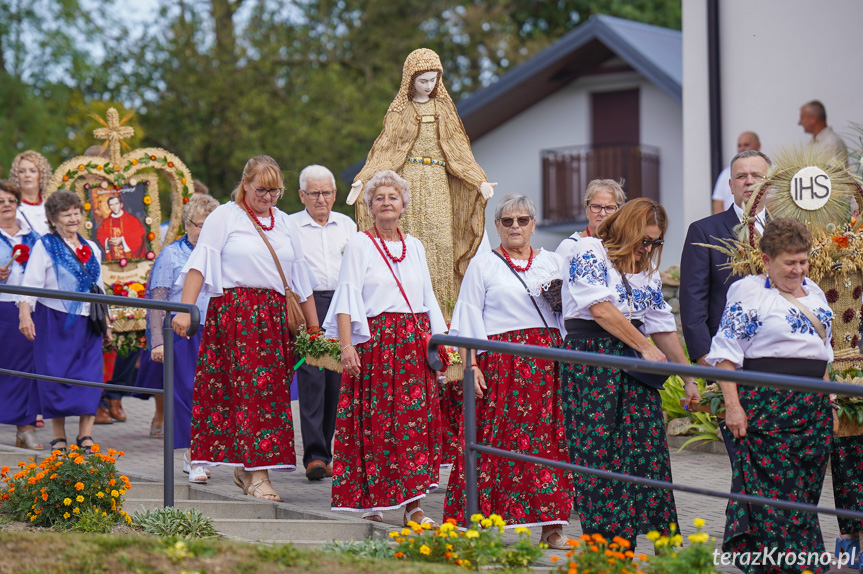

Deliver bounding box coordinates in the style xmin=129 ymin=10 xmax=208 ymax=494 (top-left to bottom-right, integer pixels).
xmin=347 ymin=48 xmax=495 ymax=315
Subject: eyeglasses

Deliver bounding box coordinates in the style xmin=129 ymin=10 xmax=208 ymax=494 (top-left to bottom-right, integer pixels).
xmin=187 ymin=220 xmax=205 ymax=230
xmin=641 ymin=237 xmax=665 ymax=247
xmin=499 ymin=216 xmax=533 ymax=228
xmin=0 ymin=199 xmax=19 ymax=205
xmin=302 ymin=190 xmax=335 ymax=200
xmin=250 ymin=186 xmax=284 ymax=198
xmin=588 ymin=204 xmax=618 ymax=214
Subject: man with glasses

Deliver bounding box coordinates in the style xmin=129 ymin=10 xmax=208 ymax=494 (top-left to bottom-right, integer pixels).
xmin=680 ymin=149 xmax=772 ymax=456
xmin=288 ymin=165 xmax=357 ymax=481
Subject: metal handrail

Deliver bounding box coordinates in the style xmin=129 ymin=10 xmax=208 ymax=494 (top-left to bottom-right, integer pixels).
xmin=0 ymin=284 xmax=201 ymax=508
xmin=428 ymin=334 xmax=863 ymax=523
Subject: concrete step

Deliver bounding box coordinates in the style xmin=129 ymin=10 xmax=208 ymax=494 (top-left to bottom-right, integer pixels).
xmin=127 ymin=482 xmax=239 ymax=502
xmin=211 ymin=518 xmax=375 ymax=542
xmin=126 ymin=498 xmax=277 ymax=519
xmin=0 ymin=452 xmax=44 ymax=467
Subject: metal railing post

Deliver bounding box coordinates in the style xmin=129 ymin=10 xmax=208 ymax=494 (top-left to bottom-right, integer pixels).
xmin=462 ymin=362 xmax=479 ymax=518
xmin=162 ymin=312 xmax=175 ymax=508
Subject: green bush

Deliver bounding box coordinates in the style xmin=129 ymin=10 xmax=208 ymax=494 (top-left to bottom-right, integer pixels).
xmin=131 ymin=506 xmax=219 ymax=539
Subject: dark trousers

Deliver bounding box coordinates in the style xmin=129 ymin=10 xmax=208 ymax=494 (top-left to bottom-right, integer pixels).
xmin=297 ymin=291 xmax=341 ymax=466
xmin=99 ymin=350 xmax=139 ymax=406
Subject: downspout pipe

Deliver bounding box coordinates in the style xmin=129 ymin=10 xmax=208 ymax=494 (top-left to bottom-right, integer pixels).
xmin=707 ymin=0 xmax=723 ymax=190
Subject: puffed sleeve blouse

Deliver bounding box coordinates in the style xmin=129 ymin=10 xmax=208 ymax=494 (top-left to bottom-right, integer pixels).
xmin=449 ymin=249 xmax=564 ymax=351
xmin=322 ymin=232 xmax=446 ymax=345
xmin=178 ymin=202 xmax=318 ymax=301
xmin=18 ymin=237 xmax=103 ymax=316
xmin=705 ymin=274 xmax=834 ymax=369
xmin=562 ymin=236 xmax=676 ymax=336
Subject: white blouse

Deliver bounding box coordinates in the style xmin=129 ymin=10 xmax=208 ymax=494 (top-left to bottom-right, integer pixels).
xmin=554 ymin=232 xmax=581 ymax=264
xmin=563 ymin=236 xmax=676 ymax=335
xmin=450 ymin=250 xmax=565 ymax=352
xmin=0 ymin=218 xmax=35 ymax=303
xmin=179 ymin=202 xmax=318 ymax=301
xmin=705 ymin=274 xmax=834 ymax=369
xmin=18 ymin=202 xmax=50 ymax=236
xmin=19 ymin=238 xmax=104 ymax=315
xmin=322 ymin=232 xmax=446 ymax=345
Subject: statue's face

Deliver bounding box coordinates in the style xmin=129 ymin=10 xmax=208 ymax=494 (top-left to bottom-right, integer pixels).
xmin=413 ymin=71 xmax=438 ymax=101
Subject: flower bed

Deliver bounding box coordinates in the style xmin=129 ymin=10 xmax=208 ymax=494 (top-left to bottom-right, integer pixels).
xmin=1 ymin=445 xmax=132 ymax=531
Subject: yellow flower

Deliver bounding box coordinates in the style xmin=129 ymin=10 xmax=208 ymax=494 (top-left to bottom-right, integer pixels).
xmin=96 ymin=492 xmax=105 ymax=499
xmin=30 ymin=515 xmax=36 ymax=522
xmin=514 ymin=526 xmax=531 ymax=535
xmin=75 ymin=495 xmax=84 ymax=503
xmin=73 ymin=507 xmax=80 ymax=514
xmin=111 ymin=490 xmax=119 ymax=497
xmin=671 ymin=534 xmax=682 ymax=546
xmin=63 ymin=512 xmax=70 ymax=519
xmin=490 ymin=514 xmax=505 ymax=527
xmin=119 ymin=489 xmax=125 ymax=495
xmin=449 ymin=531 xmax=458 ymax=538
xmin=439 ymin=522 xmax=454 ymax=533
xmin=669 ymin=522 xmax=677 ymax=533
xmin=63 ymin=498 xmax=72 ymax=506
xmin=655 ymin=537 xmax=669 ymax=548
xmin=480 ymin=518 xmax=492 ymax=528
xmin=405 ymin=520 xmax=419 ymax=529
xmin=389 ymin=531 xmax=399 ymax=539
xmin=693 ymin=517 xmax=705 ymax=528
xmin=688 ymin=532 xmax=710 ymax=544
xmin=419 ymin=544 xmax=431 ymax=555
xmin=401 ymin=527 xmax=411 ymax=535
xmin=465 ymin=530 xmax=479 ymax=539
xmin=469 ymin=513 xmax=483 ymax=523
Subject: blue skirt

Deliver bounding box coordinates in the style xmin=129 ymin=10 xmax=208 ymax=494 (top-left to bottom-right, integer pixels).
xmin=0 ymin=301 xmax=40 ymax=425
xmin=34 ymin=304 xmax=102 ymax=419
xmin=134 ymin=331 xmax=202 ymax=449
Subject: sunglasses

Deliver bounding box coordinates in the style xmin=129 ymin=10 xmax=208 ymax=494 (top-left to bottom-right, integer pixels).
xmin=641 ymin=237 xmax=665 ymax=247
xmin=499 ymin=216 xmax=533 ymax=228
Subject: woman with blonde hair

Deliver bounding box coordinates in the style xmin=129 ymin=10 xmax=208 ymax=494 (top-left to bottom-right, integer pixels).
xmin=561 ymin=197 xmax=699 ymax=546
xmin=173 ymin=155 xmax=320 ymax=501
xmin=325 ymin=169 xmax=446 ymax=526
xmin=9 ymin=151 xmax=52 ymax=235
xmin=135 ymin=194 xmax=219 ymax=482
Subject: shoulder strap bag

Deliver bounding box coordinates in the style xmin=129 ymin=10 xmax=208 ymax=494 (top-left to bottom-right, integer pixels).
xmin=618 ymin=272 xmax=669 ymax=390
xmin=242 ymin=208 xmax=305 ymax=337
xmin=57 ymin=235 xmax=110 ymax=336
xmin=364 ymin=231 xmax=450 ymax=370
xmin=773 ymin=283 xmax=827 ymax=343
xmin=491 ymin=249 xmax=557 ymax=337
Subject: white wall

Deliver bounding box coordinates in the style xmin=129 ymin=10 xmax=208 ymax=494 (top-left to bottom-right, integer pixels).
xmin=683 ymin=0 xmax=863 ymax=231
xmin=472 ymin=71 xmax=683 ymax=263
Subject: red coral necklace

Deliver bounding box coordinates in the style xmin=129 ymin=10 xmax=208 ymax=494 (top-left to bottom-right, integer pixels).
xmin=500 ymin=245 xmax=533 ymax=272
xmin=374 ymin=224 xmax=406 ymax=263
xmin=242 ymin=199 xmax=275 ymax=231
xmin=21 ymin=194 xmax=42 ymax=206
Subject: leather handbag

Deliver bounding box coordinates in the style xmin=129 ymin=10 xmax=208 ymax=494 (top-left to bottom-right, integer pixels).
xmin=58 ymin=235 xmax=110 ymax=336
xmin=242 ymin=208 xmax=305 ymax=337
xmin=365 ymin=231 xmax=450 ymax=370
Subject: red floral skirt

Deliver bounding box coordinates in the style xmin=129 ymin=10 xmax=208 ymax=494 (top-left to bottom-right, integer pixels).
xmin=444 ymin=328 xmax=573 ymax=527
xmin=331 ymin=312 xmax=442 ymax=512
xmin=440 ymin=380 xmax=463 ymax=468
xmin=190 ymin=287 xmax=296 ymax=471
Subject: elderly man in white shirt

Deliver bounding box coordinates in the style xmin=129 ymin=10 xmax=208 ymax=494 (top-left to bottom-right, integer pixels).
xmin=288 ymin=165 xmax=357 ymax=481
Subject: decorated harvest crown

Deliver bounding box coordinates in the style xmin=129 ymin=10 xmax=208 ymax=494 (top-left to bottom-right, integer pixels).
xmin=710 ymin=146 xmax=863 ymax=364
xmin=44 ymin=108 xmax=194 ymax=338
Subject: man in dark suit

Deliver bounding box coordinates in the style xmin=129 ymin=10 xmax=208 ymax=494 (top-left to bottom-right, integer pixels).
xmin=680 ymin=149 xmax=771 ymax=454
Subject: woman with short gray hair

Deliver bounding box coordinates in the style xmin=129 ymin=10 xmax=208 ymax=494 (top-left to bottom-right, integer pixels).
xmin=443 ymin=194 xmax=572 ymax=549
xmin=324 ymin=169 xmax=446 ymax=527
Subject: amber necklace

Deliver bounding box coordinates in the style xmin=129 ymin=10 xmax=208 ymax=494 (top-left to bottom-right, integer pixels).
xmin=242 ymin=199 xmax=274 ymax=231
xmin=374 ymin=224 xmax=406 ymax=263
xmin=500 ymin=245 xmax=533 ymax=272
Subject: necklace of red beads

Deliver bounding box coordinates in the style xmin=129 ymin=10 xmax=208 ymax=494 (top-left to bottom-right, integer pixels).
xmin=374 ymin=224 xmax=406 ymax=263
xmin=500 ymin=245 xmax=534 ymax=272
xmin=242 ymin=199 xmax=275 ymax=231
xmin=21 ymin=194 xmax=42 ymax=206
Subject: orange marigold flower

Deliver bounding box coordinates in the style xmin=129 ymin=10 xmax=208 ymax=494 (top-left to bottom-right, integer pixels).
xmin=833 ymin=235 xmax=851 ymax=249
xmin=394 ymin=552 xmax=404 ymax=559
xmin=74 ymin=482 xmax=84 ymax=491
xmin=27 ymin=462 xmax=36 ymax=469
xmin=1 ymin=466 xmax=9 ymax=474
xmin=118 ymin=451 xmax=125 ymax=457
xmin=625 ymin=550 xmax=635 ymax=558
xmin=90 ymin=445 xmax=100 ymax=453
xmin=550 ymin=556 xmax=559 ymax=563
xmin=42 ymin=493 xmax=48 ymax=501
xmin=49 ymin=474 xmax=57 ymax=479
xmin=592 ymin=533 xmax=607 ymax=544
xmin=590 ymin=545 xmax=599 ymax=552
xmin=27 ymin=477 xmax=37 ymax=484
xmin=604 ymin=550 xmax=614 ymax=557
xmin=108 ymin=479 xmax=116 ymax=486
xmin=580 ymin=534 xmax=591 ymax=542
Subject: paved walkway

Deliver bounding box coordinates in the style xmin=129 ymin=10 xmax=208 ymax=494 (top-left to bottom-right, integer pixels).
xmin=0 ymin=395 xmax=857 ymax=573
